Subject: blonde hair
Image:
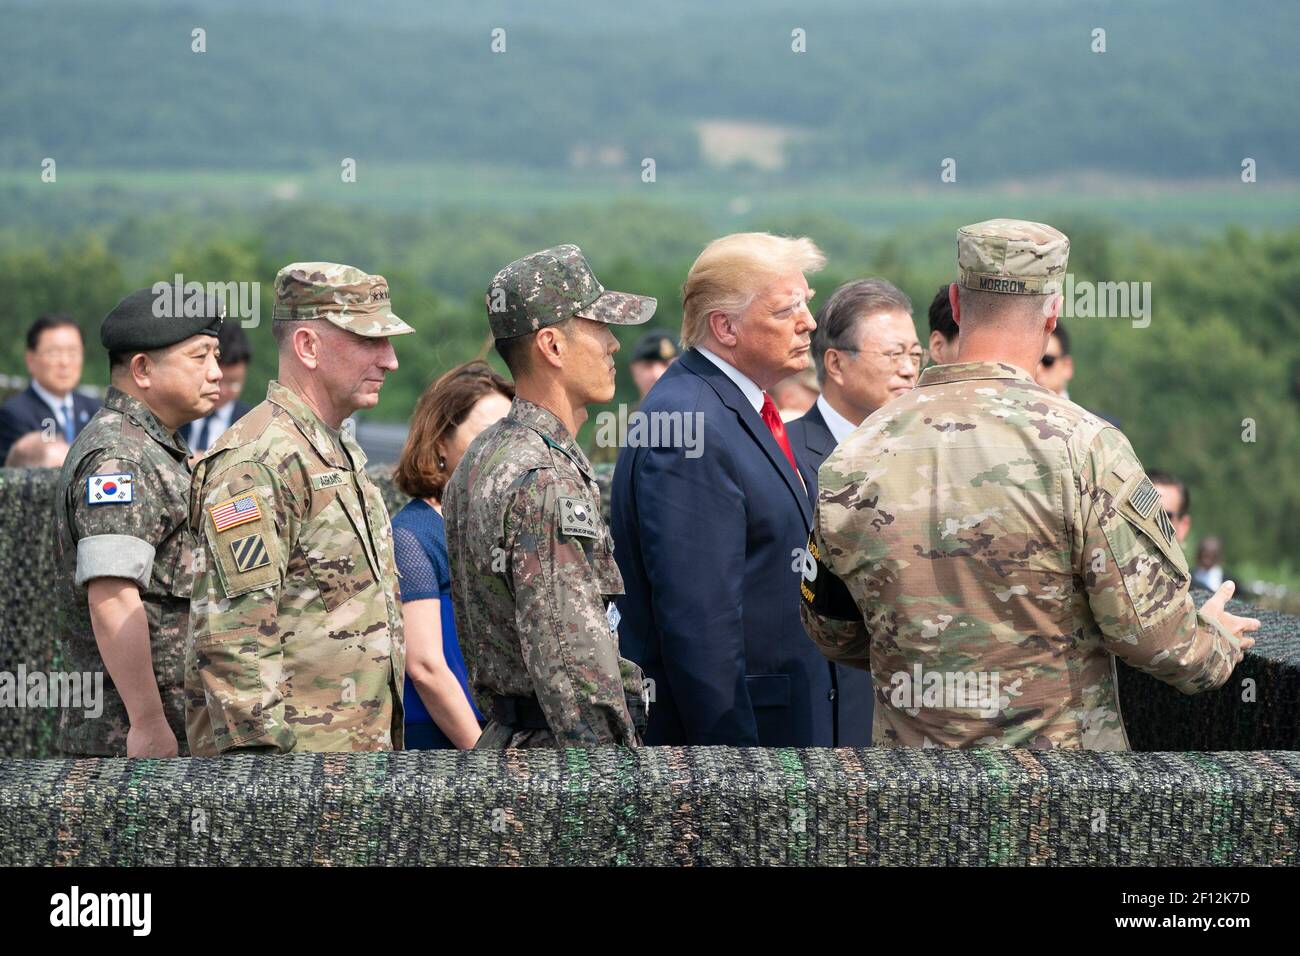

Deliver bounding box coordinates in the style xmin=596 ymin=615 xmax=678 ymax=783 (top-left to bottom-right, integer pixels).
xmin=680 ymin=232 xmax=826 ymax=349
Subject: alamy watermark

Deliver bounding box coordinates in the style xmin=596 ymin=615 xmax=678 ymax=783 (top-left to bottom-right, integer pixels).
xmin=593 ymin=404 xmax=704 ymax=458
xmin=1054 ymin=273 xmax=1152 ymax=328
xmin=0 ymin=665 xmax=103 ymax=718
xmin=888 ymin=664 xmax=1002 ymax=718
xmin=152 ymin=274 xmax=261 ymax=328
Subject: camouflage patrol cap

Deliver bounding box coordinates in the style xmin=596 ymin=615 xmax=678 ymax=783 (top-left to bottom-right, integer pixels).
xmin=486 ymin=243 xmax=656 ymax=339
xmin=957 ymin=219 xmax=1070 ymax=295
xmin=272 ymin=262 xmax=414 ymax=337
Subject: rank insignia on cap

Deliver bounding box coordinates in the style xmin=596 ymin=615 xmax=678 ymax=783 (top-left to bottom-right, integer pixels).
xmin=87 ymin=473 xmax=133 ymax=505
xmin=209 ymin=493 xmax=262 ymax=532
xmin=230 ymin=533 xmax=270 ymax=573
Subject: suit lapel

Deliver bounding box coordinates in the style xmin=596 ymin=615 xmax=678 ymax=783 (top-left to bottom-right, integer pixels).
xmin=802 ymin=403 xmax=836 ymax=461
xmin=798 ymin=403 xmax=839 ymax=499
xmin=679 ymin=350 xmax=812 ymax=528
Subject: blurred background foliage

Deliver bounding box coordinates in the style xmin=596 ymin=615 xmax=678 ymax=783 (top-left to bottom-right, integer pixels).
xmin=0 ymin=0 xmax=1297 ymax=590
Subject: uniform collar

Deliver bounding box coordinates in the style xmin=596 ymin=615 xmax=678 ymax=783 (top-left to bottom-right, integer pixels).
xmin=917 ymin=361 xmax=1038 ymax=389
xmin=104 ymin=386 xmax=190 ymax=456
xmin=509 ymin=397 xmax=593 ymax=478
xmin=265 ymin=380 xmax=365 ymax=470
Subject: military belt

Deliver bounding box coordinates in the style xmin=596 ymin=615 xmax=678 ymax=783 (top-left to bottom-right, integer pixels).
xmin=491 ymin=695 xmax=552 ymax=731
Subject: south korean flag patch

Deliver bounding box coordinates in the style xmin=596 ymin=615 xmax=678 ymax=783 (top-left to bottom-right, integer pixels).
xmin=87 ymin=473 xmax=134 ymax=505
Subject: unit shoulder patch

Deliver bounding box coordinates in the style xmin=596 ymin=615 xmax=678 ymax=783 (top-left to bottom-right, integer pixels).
xmin=558 ymin=496 xmax=599 ymax=540
xmin=230 ymin=532 xmax=271 ymax=572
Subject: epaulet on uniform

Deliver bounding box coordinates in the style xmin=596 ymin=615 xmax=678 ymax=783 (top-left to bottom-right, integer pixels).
xmin=118 ymin=416 xmax=147 ymax=446
xmin=214 ymin=401 xmax=276 ymax=453
xmin=1060 ymin=400 xmax=1117 ymax=472
xmin=197 ymin=403 xmax=286 ymax=494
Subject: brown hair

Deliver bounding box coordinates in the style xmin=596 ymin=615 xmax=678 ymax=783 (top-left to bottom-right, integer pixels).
xmin=394 ymin=360 xmax=515 ymax=501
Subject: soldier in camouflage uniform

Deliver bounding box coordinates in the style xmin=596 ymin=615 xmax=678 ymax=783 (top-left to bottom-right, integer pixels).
xmin=185 ymin=263 xmax=411 ymax=754
xmin=444 ymin=244 xmax=655 ymax=747
xmin=55 ymin=286 xmax=224 ymax=756
xmin=801 ymin=219 xmax=1260 ymax=749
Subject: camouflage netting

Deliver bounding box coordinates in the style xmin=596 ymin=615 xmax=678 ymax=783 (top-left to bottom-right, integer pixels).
xmin=3 ymin=465 xmax=1299 ymax=865
xmin=1 ymin=749 xmax=1297 ymax=865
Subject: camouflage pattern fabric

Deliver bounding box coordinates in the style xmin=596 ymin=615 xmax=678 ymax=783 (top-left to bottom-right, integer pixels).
xmin=444 ymin=397 xmax=642 ymax=747
xmin=803 ymin=361 xmax=1243 ymax=750
xmin=186 ymin=381 xmax=405 ymax=754
xmin=7 ymin=468 xmax=1298 ymax=760
xmin=52 ymin=388 xmax=195 ymax=756
xmin=486 ymin=243 xmax=655 ymax=338
xmin=957 ymin=218 xmax=1070 ymax=295
xmin=2 ymin=748 xmax=1298 ymax=866
xmin=272 ymin=261 xmax=415 ymax=338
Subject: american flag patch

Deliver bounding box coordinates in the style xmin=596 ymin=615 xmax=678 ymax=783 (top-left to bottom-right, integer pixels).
xmin=209 ymin=494 xmax=262 ymax=533
xmin=1129 ymin=477 xmax=1160 ymax=519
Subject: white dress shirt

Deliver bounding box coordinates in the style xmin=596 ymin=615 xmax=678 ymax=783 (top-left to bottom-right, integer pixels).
xmin=30 ymin=380 xmax=75 ymax=436
xmin=815 ymin=394 xmax=860 ymax=447
xmin=697 ymin=346 xmax=807 ymax=492
xmin=696 ymin=347 xmax=764 ymax=412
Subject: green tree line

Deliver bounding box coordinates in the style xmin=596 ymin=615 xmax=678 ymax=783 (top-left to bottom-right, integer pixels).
xmin=1 ymin=206 xmax=1296 ymax=574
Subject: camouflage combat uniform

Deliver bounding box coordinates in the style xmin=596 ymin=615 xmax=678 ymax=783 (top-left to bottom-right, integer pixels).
xmin=801 ymin=220 xmax=1243 ymax=750
xmin=54 ymin=387 xmax=196 ymax=755
xmin=185 ymin=262 xmax=412 ymax=754
xmin=445 ymin=399 xmax=645 ymax=747
xmin=443 ymin=243 xmax=655 ymax=748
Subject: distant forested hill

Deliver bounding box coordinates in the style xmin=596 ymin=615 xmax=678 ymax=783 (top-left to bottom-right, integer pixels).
xmin=2 ymin=0 xmax=1296 ymax=183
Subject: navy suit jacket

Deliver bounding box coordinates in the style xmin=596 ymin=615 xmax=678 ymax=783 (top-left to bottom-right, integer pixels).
xmin=0 ymin=385 xmax=100 ymax=462
xmin=610 ymin=349 xmax=840 ymax=747
xmin=785 ymin=401 xmax=876 ymax=746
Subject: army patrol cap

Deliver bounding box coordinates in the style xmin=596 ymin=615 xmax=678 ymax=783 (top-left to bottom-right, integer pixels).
xmin=630 ymin=331 xmax=679 ymax=363
xmin=272 ymin=261 xmax=414 ymax=337
xmin=486 ymin=243 xmax=656 ymax=339
xmin=957 ymin=219 xmax=1070 ymax=296
xmin=100 ymin=284 xmax=223 ymax=353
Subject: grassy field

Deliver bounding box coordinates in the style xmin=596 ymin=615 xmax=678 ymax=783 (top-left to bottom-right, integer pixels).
xmin=4 ymin=164 xmax=1298 ymax=234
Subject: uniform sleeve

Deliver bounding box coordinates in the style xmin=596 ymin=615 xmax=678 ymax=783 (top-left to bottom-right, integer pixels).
xmin=188 ymin=460 xmax=298 ymax=753
xmin=800 ymin=511 xmax=872 ymax=671
xmin=506 ymin=471 xmax=636 ymax=746
xmin=70 ymin=455 xmax=161 ymax=589
xmin=1076 ymin=427 xmax=1240 ymax=693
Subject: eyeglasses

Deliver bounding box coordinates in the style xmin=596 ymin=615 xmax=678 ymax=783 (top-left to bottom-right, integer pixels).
xmin=1040 ymin=354 xmax=1059 ymax=368
xmin=836 ymin=346 xmax=926 ymax=370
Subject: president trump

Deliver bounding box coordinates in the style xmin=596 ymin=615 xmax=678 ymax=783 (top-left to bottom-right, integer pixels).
xmin=611 ymin=232 xmax=866 ymax=746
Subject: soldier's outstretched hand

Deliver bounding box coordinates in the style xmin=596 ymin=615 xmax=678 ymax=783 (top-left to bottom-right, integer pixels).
xmin=1201 ymin=580 xmax=1260 ymax=659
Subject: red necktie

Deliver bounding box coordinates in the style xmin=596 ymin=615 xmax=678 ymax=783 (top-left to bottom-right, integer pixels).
xmin=760 ymin=392 xmax=801 ymax=477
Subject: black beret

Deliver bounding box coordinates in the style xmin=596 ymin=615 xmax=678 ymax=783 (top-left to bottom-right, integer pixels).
xmin=100 ymin=285 xmax=223 ymax=354
xmin=630 ymin=331 xmax=678 ymax=363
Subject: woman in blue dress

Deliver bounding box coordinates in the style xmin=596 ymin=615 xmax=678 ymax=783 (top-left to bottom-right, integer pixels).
xmin=392 ymin=361 xmax=514 ymax=749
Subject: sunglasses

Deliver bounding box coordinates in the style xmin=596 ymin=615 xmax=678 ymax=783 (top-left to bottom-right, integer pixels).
xmin=1040 ymin=354 xmax=1059 ymax=368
